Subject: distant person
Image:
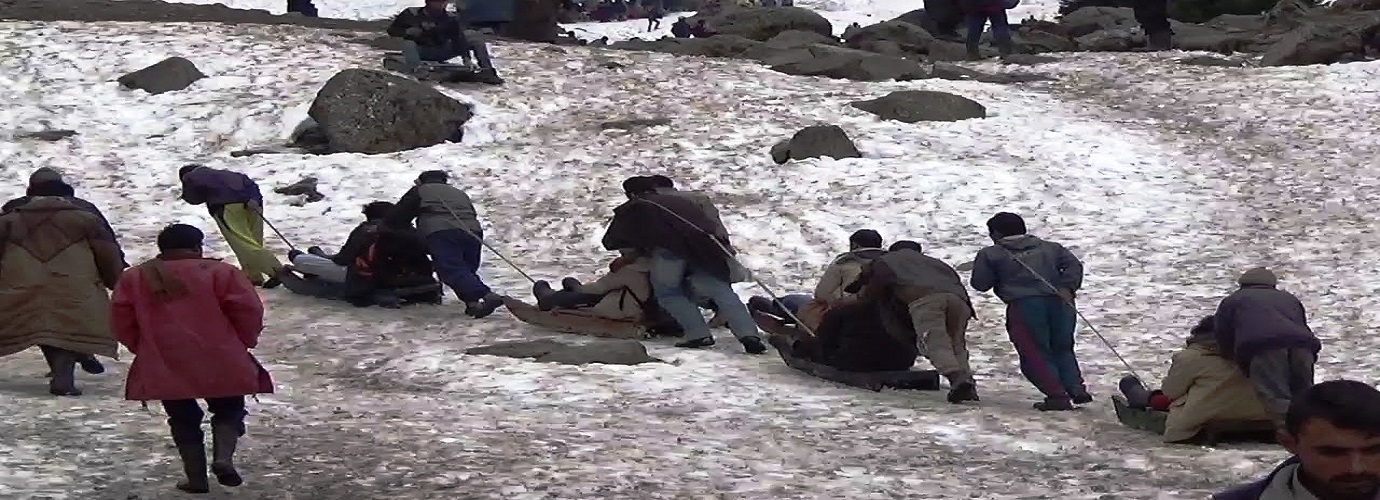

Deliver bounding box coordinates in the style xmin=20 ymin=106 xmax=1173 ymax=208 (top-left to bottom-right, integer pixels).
xmin=670 ymin=17 xmax=691 ymax=38
xmin=1134 ymin=0 xmax=1172 ymax=50
xmin=646 ymin=4 xmax=664 ymax=31
xmin=959 ymin=0 xmax=1014 ymax=59
xmin=386 ymin=0 xmax=504 ymax=85
xmin=1213 ymin=380 xmax=1380 ymax=500
xmin=286 ymin=0 xmax=319 ymax=16
xmin=689 ymin=19 xmax=715 ymax=38
xmin=178 ymin=164 xmax=283 ymax=288
xmin=1214 ymin=267 xmax=1320 ymax=427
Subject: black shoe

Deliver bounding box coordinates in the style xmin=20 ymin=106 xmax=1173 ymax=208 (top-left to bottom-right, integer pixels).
xmin=532 ymin=281 xmax=556 ymax=311
xmin=740 ymin=337 xmax=766 ymax=355
xmin=467 ymin=293 xmax=505 ymax=319
xmin=173 ymin=432 xmax=210 ymax=494
xmin=210 ymin=423 xmax=243 ymax=487
xmin=307 ymin=245 xmax=326 ymax=257
xmin=1034 ymin=398 xmax=1075 ymax=411
xmin=288 ymin=249 xmax=304 ymax=261
xmin=78 ymin=355 xmax=105 ymax=375
xmin=261 ymin=272 xmax=283 ymax=290
xmin=476 ymin=68 xmax=504 ymax=85
xmin=560 ymin=277 xmax=582 ymax=291
xmin=1071 ymin=392 xmax=1094 ymax=405
xmin=947 ymin=381 xmax=979 ymax=404
xmin=675 ymin=337 xmax=715 ymax=349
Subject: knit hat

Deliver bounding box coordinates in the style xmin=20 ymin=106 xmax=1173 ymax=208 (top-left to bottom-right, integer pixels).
xmin=986 ymin=212 xmax=1027 ymax=238
xmin=848 ymin=229 xmax=882 ymax=249
xmin=622 ymin=176 xmax=656 ymax=197
xmin=29 ymin=167 xmax=63 ymax=186
xmin=417 ymin=170 xmax=448 ymax=184
xmin=157 ymin=224 xmax=204 ymax=252
xmin=1237 ymin=267 xmax=1279 ymax=287
xmin=178 ymin=164 xmax=203 ymax=179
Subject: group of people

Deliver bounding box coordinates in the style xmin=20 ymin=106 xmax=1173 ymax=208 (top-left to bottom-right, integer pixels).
xmin=386 ymin=0 xmax=505 ymax=85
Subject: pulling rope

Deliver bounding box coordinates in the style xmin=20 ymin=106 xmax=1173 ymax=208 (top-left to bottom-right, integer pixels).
xmin=437 ymin=197 xmax=538 ymax=285
xmin=1000 ymin=246 xmax=1145 ymax=382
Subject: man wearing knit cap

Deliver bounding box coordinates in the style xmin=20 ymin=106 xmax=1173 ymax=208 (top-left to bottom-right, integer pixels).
xmin=1213 ymin=267 xmax=1319 ymax=427
xmin=970 ymin=212 xmax=1090 ymax=411
xmin=178 ymin=164 xmax=283 ymax=288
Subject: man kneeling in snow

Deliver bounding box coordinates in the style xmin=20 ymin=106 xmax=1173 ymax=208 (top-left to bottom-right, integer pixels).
xmin=387 ymin=0 xmax=504 ymax=85
xmin=530 ymin=254 xmax=651 ymax=321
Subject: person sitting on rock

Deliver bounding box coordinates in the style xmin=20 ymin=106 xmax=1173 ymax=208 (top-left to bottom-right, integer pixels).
xmin=670 ymin=17 xmax=691 ymax=38
xmin=602 ymin=176 xmax=765 ymax=354
xmin=749 ymin=229 xmax=885 ymax=329
xmin=287 ymin=201 xmax=395 ymax=285
xmin=386 ymin=0 xmax=504 ymax=85
xmin=689 ymin=19 xmax=715 ymax=38
xmin=531 ymin=254 xmax=651 ymax=321
xmin=1120 ymin=315 xmax=1271 ymax=444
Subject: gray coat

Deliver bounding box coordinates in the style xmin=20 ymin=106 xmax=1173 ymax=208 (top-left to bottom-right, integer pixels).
xmin=970 ymin=234 xmax=1082 ymax=303
xmin=1213 ymin=285 xmax=1319 ymax=367
xmin=386 ymin=181 xmax=482 ymax=237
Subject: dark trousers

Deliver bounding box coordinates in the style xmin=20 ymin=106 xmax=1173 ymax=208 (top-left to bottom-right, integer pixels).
xmin=1005 ymin=296 xmax=1086 ymax=400
xmin=1133 ymin=0 xmax=1171 ymax=35
xmin=1248 ymin=348 xmax=1316 ymax=424
xmin=965 ymin=10 xmax=1012 ymax=54
xmin=162 ymin=397 xmax=247 ymax=442
xmin=426 ymin=229 xmax=491 ymax=303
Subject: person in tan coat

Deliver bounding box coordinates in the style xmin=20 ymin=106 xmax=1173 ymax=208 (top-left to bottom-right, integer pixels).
xmin=749 ymin=229 xmax=885 ymax=330
xmin=532 ymin=255 xmax=651 ymax=321
xmin=0 ymin=197 xmax=124 ymax=396
xmin=1121 ymin=315 xmax=1271 ymax=443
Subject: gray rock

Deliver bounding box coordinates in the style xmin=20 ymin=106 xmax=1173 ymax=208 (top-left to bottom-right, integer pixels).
xmin=466 ymin=339 xmax=659 ymax=365
xmin=116 ymin=57 xmax=205 ymax=95
xmin=306 ymin=69 xmax=472 ymax=154
xmin=770 ymin=125 xmax=862 ymax=164
xmin=763 ymin=29 xmax=839 ymax=49
xmin=611 ymin=35 xmax=761 ymax=58
xmin=1075 ymin=28 xmax=1140 ymax=51
xmin=1177 ymin=55 xmax=1246 ymax=66
xmin=689 ymin=6 xmax=833 ymax=41
xmin=16 ymin=129 xmax=77 ymax=141
xmin=1059 ymin=7 xmax=1138 ymax=38
xmin=926 ymin=40 xmax=973 ymax=61
xmin=851 ymin=90 xmax=986 ymax=123
xmin=1013 ymin=29 xmax=1077 ymax=53
xmin=274 ymin=176 xmax=325 ymax=203
xmin=770 ymin=44 xmax=931 ymax=81
xmin=600 ymin=117 xmax=672 ymax=130
xmin=1260 ymin=13 xmax=1380 ymax=66
xmin=843 ymin=20 xmax=936 ymax=55
xmin=1331 ymin=0 xmax=1380 ymax=10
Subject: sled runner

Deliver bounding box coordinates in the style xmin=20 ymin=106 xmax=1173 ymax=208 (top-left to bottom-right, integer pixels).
xmin=754 ymin=312 xmax=941 ymax=392
xmin=381 ymin=53 xmax=483 ymax=84
xmin=1111 ymin=395 xmax=1276 ymax=445
xmin=279 ymin=269 xmax=443 ymax=305
xmin=503 ymin=297 xmax=650 ymax=340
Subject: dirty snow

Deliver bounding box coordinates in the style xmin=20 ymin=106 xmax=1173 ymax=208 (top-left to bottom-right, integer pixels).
xmin=0 ymin=12 xmax=1376 ymax=500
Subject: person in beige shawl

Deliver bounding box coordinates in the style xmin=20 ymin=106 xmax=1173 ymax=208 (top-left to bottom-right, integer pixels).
xmin=0 ymin=197 xmax=123 ymax=396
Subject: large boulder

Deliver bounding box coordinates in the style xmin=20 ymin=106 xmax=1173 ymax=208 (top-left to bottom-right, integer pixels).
xmin=763 ymin=29 xmax=840 ymax=48
xmin=690 ymin=6 xmax=833 ymax=41
xmin=1259 ymin=13 xmax=1380 ymax=65
xmin=850 ymin=90 xmax=986 ymax=123
xmin=770 ymin=125 xmax=862 ymax=164
xmin=1332 ymin=0 xmax=1380 ymax=10
xmin=465 ymin=339 xmax=659 ymax=365
xmin=305 ymin=69 xmax=472 ymax=154
xmin=768 ymin=44 xmax=932 ymax=81
xmin=611 ymin=35 xmax=762 ymax=58
xmin=116 ymin=57 xmax=205 ymax=95
xmin=843 ymin=20 xmax=937 ymax=55
xmin=1059 ymin=7 xmax=1139 ymax=37
xmin=499 ymin=0 xmax=561 ymax=42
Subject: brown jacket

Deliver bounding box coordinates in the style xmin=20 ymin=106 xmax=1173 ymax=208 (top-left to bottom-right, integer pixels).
xmin=1160 ymin=342 xmax=1271 ymax=443
xmin=657 ymin=187 xmax=729 ymax=240
xmin=574 ymin=258 xmax=651 ymax=320
xmin=0 ymin=197 xmax=124 ymax=358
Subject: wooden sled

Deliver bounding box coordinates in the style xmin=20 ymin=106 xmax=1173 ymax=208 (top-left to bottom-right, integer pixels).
xmin=503 ymin=297 xmax=649 ymax=340
xmin=1112 ymin=395 xmax=1277 ymax=445
xmin=755 ymin=312 xmax=940 ymax=392
xmin=381 ymin=53 xmax=483 ymax=84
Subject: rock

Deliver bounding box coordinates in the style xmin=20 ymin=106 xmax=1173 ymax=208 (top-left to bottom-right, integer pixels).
xmin=851 ymin=90 xmax=986 ymax=123
xmin=306 ymin=69 xmax=472 ymax=154
xmin=926 ymin=40 xmax=974 ymax=61
xmin=998 ymin=53 xmax=1060 ymax=65
xmin=465 ymin=339 xmax=659 ymax=365
xmin=1059 ymin=7 xmax=1138 ymax=37
xmin=611 ymin=35 xmax=761 ymax=58
xmin=1267 ymin=0 xmax=1314 ymax=25
xmin=769 ymin=44 xmax=932 ymax=81
xmin=929 ymin=63 xmax=1054 ymax=84
xmin=600 ymin=117 xmax=672 ymax=130
xmin=763 ymin=29 xmax=840 ymax=48
xmin=843 ymin=20 xmax=937 ymax=55
xmin=16 ymin=129 xmax=77 ymax=141
xmin=1332 ymin=0 xmax=1380 ymax=10
xmin=498 ymin=0 xmax=561 ymax=42
xmin=1172 ymin=22 xmax=1256 ymax=53
xmin=116 ymin=57 xmax=205 ymax=95
xmin=770 ymin=125 xmax=862 ymax=164
xmin=1259 ymin=13 xmax=1380 ymax=66
xmin=689 ymin=6 xmax=833 ymax=41
xmin=1075 ymin=28 xmax=1140 ymax=51
xmin=274 ymin=176 xmax=325 ymax=203
xmin=1013 ymin=28 xmax=1078 ymax=53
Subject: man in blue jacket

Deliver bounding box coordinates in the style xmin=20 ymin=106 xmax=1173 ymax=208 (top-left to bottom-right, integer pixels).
xmin=1214 ymin=380 xmax=1380 ymax=500
xmin=970 ymin=212 xmax=1090 ymax=411
xmin=1215 ymin=267 xmax=1320 ymax=427
xmin=387 ymin=0 xmax=504 ymax=85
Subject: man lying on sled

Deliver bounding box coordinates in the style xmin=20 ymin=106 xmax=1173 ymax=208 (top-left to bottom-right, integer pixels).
xmin=281 ymin=201 xmax=440 ymax=307
xmin=530 ymin=254 xmax=650 ymax=322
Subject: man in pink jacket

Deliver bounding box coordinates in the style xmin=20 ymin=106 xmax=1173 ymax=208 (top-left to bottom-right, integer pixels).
xmin=111 ymin=224 xmax=273 ymax=494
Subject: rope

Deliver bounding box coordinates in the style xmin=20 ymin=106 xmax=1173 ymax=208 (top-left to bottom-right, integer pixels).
xmin=436 ymin=197 xmax=538 ymax=285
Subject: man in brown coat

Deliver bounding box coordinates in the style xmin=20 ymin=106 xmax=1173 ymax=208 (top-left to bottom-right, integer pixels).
xmin=0 ymin=197 xmax=124 ymax=395
xmin=853 ymin=241 xmax=977 ymax=404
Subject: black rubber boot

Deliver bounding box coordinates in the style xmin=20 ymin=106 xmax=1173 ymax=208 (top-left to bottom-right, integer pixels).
xmin=210 ymin=423 xmax=243 ymax=487
xmin=740 ymin=337 xmax=767 ymax=355
xmin=532 ymin=281 xmax=557 ymax=311
xmin=172 ymin=430 xmax=210 ymax=494
xmin=675 ymin=337 xmax=715 ymax=349
xmin=946 ymin=373 xmax=980 ymax=403
xmin=476 ymin=68 xmax=505 ymax=85
xmin=1033 ymin=397 xmax=1075 ymax=411
xmin=41 ymin=346 xmax=81 ymax=396
xmin=77 ymin=354 xmax=105 ymax=375
xmin=467 ymin=293 xmax=505 ymax=319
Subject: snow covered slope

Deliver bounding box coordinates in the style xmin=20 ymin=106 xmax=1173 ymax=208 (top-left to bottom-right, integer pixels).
xmin=2 ymin=14 xmax=1380 ymax=500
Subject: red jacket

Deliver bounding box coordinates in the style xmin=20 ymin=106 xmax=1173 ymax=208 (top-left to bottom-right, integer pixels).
xmin=111 ymin=256 xmax=272 ymax=401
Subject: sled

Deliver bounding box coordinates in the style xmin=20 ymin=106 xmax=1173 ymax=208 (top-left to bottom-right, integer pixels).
xmin=1112 ymin=395 xmax=1277 ymax=445
xmin=279 ymin=269 xmax=443 ymax=306
xmin=381 ymin=53 xmax=483 ymax=84
xmin=756 ymin=312 xmax=940 ymax=392
xmin=503 ymin=297 xmax=650 ymax=340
